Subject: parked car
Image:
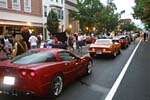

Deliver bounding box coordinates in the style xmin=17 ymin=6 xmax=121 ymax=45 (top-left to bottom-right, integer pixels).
xmin=85 ymin=36 xmax=96 ymax=43
xmin=118 ymin=35 xmax=129 ymax=48
xmin=88 ymin=39 xmax=121 ymax=57
xmin=0 ymin=48 xmax=93 ymax=97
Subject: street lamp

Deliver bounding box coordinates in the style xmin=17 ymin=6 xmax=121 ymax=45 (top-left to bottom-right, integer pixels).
xmin=27 ymin=22 xmax=32 ymax=26
xmin=69 ymin=24 xmax=72 ymax=29
xmin=86 ymin=27 xmax=88 ymax=30
xmin=93 ymin=27 xmax=96 ymax=31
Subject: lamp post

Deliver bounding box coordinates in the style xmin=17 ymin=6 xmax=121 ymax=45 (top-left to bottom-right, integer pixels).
xmin=93 ymin=27 xmax=96 ymax=31
xmin=86 ymin=27 xmax=89 ymax=32
xmin=68 ymin=24 xmax=72 ymax=33
xmin=69 ymin=24 xmax=72 ymax=29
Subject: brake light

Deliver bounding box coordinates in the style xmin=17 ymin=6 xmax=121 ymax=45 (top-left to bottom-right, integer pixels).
xmin=92 ymin=48 xmax=95 ymax=51
xmin=21 ymin=71 xmax=27 ymax=76
xmin=103 ymin=49 xmax=106 ymax=51
xmin=30 ymin=72 xmax=36 ymax=77
xmin=21 ymin=70 xmax=36 ymax=77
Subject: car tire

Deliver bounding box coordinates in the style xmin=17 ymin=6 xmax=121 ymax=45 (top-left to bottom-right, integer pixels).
xmin=50 ymin=75 xmax=63 ymax=97
xmin=118 ymin=49 xmax=121 ymax=54
xmin=87 ymin=61 xmax=93 ymax=75
xmin=90 ymin=53 xmax=95 ymax=58
xmin=112 ymin=52 xmax=117 ymax=57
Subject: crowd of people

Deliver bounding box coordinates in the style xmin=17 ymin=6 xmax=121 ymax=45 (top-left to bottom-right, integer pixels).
xmin=44 ymin=32 xmax=89 ymax=52
xmin=1 ymin=30 xmax=146 ymax=61
xmin=0 ymin=31 xmax=91 ymax=61
xmin=0 ymin=31 xmax=42 ymax=61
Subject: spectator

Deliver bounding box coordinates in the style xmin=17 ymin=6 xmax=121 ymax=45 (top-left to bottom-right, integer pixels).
xmin=67 ymin=34 xmax=74 ymax=51
xmin=37 ymin=33 xmax=43 ymax=48
xmin=0 ymin=38 xmax=9 ymax=60
xmin=28 ymin=33 xmax=38 ymax=49
xmin=77 ymin=33 xmax=84 ymax=52
xmin=143 ymin=32 xmax=147 ymax=41
xmin=53 ymin=35 xmax=59 ymax=48
xmin=4 ymin=35 xmax=13 ymax=55
xmin=12 ymin=34 xmax=28 ymax=58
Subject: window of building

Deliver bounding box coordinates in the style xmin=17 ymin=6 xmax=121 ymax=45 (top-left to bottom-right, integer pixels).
xmin=44 ymin=6 xmax=47 ymax=17
xmin=24 ymin=0 xmax=31 ymax=12
xmin=61 ymin=0 xmax=63 ymax=4
xmin=57 ymin=9 xmax=63 ymax=20
xmin=0 ymin=0 xmax=7 ymax=8
xmin=12 ymin=0 xmax=20 ymax=10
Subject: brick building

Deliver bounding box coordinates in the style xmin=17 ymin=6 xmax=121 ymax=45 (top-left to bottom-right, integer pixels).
xmin=0 ymin=0 xmax=43 ymax=36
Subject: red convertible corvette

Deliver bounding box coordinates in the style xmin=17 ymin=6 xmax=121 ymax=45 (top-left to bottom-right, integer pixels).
xmin=0 ymin=48 xmax=93 ymax=97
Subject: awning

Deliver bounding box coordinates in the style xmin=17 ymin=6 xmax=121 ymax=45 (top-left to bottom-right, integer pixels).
xmin=0 ymin=19 xmax=43 ymax=27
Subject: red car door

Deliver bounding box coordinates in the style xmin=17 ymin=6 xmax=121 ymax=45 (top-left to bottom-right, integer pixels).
xmin=58 ymin=52 xmax=82 ymax=82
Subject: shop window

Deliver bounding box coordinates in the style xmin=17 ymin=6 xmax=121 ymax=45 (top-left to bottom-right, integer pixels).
xmin=0 ymin=26 xmax=3 ymax=35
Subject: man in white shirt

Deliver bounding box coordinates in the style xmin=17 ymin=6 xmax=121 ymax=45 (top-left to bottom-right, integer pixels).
xmin=28 ymin=34 xmax=38 ymax=49
xmin=77 ymin=33 xmax=84 ymax=52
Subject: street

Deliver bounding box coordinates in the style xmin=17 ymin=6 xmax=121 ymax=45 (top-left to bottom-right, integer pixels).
xmin=112 ymin=39 xmax=150 ymax=100
xmin=0 ymin=38 xmax=141 ymax=100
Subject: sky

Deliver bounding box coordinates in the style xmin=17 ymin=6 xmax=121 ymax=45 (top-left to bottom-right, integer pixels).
xmin=100 ymin=0 xmax=143 ymax=27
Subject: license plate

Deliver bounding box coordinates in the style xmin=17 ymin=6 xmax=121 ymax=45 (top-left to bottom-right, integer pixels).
xmin=3 ymin=76 xmax=15 ymax=85
xmin=96 ymin=51 xmax=102 ymax=54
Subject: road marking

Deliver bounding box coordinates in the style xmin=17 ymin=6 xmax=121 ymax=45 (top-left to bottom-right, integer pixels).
xmin=105 ymin=39 xmax=142 ymax=100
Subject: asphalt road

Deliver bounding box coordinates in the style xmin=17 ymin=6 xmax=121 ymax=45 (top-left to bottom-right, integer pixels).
xmin=112 ymin=39 xmax=150 ymax=100
xmin=0 ymin=39 xmax=140 ymax=100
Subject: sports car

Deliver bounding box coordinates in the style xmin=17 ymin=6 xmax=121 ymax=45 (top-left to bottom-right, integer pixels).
xmin=0 ymin=48 xmax=93 ymax=97
xmin=85 ymin=36 xmax=96 ymax=43
xmin=88 ymin=39 xmax=121 ymax=57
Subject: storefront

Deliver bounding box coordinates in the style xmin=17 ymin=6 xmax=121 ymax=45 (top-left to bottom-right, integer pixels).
xmin=0 ymin=19 xmax=43 ymax=37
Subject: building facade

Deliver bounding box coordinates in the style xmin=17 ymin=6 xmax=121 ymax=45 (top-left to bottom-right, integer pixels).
xmin=43 ymin=0 xmax=79 ymax=40
xmin=43 ymin=0 xmax=65 ymax=40
xmin=0 ymin=0 xmax=43 ymax=36
xmin=65 ymin=0 xmax=79 ymax=34
xmin=0 ymin=0 xmax=79 ymax=40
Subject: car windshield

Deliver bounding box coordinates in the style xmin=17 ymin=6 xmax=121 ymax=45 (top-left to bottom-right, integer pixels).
xmin=95 ymin=39 xmax=113 ymax=44
xmin=11 ymin=51 xmax=57 ymax=64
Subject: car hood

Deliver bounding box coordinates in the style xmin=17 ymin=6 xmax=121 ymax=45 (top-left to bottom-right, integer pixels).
xmin=90 ymin=44 xmax=112 ymax=48
xmin=0 ymin=60 xmax=60 ymax=70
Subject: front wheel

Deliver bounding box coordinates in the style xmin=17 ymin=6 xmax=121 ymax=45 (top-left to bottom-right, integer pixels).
xmin=50 ymin=75 xmax=63 ymax=97
xmin=87 ymin=61 xmax=93 ymax=75
xmin=112 ymin=52 xmax=117 ymax=57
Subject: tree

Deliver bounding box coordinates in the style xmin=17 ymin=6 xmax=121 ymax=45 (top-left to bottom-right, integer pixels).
xmin=120 ymin=23 xmax=137 ymax=31
xmin=133 ymin=0 xmax=150 ymax=28
xmin=98 ymin=2 xmax=120 ymax=32
xmin=70 ymin=0 xmax=120 ymax=33
xmin=47 ymin=10 xmax=59 ymax=34
xmin=70 ymin=0 xmax=104 ymax=32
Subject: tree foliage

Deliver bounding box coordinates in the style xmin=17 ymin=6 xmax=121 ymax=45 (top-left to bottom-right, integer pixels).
xmin=120 ymin=23 xmax=137 ymax=31
xmin=70 ymin=0 xmax=120 ymax=33
xmin=133 ymin=0 xmax=150 ymax=26
xmin=47 ymin=10 xmax=59 ymax=34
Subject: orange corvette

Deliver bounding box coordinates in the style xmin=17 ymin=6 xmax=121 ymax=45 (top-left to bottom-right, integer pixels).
xmin=88 ymin=39 xmax=121 ymax=57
